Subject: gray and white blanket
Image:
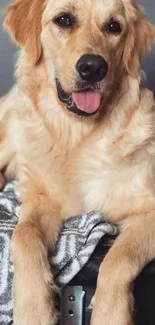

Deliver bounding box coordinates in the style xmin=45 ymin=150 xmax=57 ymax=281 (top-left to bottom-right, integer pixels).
xmin=0 ymin=182 xmax=118 ymax=325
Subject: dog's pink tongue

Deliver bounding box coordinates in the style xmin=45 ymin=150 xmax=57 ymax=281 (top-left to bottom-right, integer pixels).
xmin=72 ymin=91 xmax=101 ymax=113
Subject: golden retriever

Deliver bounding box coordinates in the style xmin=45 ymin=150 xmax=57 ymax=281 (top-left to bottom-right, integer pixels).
xmin=1 ymin=0 xmax=155 ymax=324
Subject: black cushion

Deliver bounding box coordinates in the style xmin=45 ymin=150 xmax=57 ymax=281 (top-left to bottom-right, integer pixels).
xmin=66 ymin=236 xmax=155 ymax=325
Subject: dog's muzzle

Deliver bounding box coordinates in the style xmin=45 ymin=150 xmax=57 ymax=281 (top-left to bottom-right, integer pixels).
xmin=56 ymin=80 xmax=101 ymax=117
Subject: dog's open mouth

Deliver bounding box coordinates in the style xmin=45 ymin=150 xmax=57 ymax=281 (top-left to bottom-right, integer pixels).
xmin=56 ymin=80 xmax=102 ymax=117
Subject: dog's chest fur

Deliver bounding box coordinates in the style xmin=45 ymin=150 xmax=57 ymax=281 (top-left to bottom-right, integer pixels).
xmin=3 ymin=87 xmax=155 ymax=222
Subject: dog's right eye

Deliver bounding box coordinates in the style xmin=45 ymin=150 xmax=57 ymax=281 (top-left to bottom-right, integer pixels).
xmin=53 ymin=13 xmax=75 ymax=28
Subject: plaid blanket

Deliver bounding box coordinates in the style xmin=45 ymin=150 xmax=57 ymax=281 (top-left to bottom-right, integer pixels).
xmin=0 ymin=182 xmax=118 ymax=325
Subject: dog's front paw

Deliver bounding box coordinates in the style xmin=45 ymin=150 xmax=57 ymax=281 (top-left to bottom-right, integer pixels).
xmin=14 ymin=293 xmax=57 ymax=325
xmin=14 ymin=290 xmax=57 ymax=325
xmin=90 ymin=284 xmax=134 ymax=325
xmin=13 ymin=271 xmax=57 ymax=325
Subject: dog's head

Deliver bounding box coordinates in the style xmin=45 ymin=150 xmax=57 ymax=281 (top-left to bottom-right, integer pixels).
xmin=5 ymin=0 xmax=155 ymax=117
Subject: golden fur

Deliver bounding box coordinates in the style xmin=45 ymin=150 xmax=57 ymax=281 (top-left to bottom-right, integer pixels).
xmin=1 ymin=0 xmax=155 ymax=324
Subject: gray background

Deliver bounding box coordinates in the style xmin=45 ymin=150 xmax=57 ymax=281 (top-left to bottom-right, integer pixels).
xmin=0 ymin=0 xmax=155 ymax=96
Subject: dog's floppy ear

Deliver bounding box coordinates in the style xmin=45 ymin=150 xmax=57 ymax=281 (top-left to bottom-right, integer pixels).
xmin=4 ymin=0 xmax=45 ymax=64
xmin=123 ymin=3 xmax=155 ymax=77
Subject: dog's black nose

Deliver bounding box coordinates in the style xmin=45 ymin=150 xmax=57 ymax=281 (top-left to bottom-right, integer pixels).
xmin=76 ymin=54 xmax=108 ymax=83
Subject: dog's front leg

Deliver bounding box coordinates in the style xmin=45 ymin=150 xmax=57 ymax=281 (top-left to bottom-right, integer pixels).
xmin=91 ymin=212 xmax=155 ymax=325
xmin=11 ymin=170 xmax=63 ymax=325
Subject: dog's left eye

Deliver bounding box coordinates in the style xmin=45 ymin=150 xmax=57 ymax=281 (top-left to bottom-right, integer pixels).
xmin=53 ymin=13 xmax=75 ymax=28
xmin=105 ymin=19 xmax=122 ymax=34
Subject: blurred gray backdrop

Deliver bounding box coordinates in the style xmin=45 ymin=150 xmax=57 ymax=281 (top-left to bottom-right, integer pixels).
xmin=0 ymin=0 xmax=155 ymax=96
